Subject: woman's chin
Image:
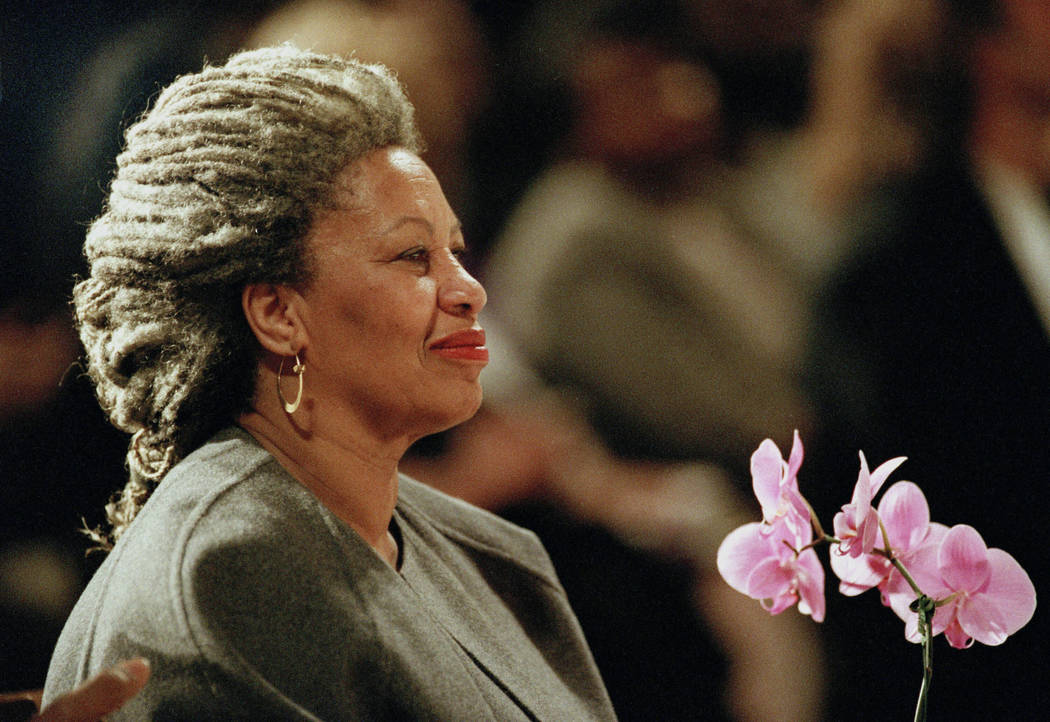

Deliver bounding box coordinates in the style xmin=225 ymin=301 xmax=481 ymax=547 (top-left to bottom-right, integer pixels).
xmin=429 ymin=385 xmax=484 ymax=433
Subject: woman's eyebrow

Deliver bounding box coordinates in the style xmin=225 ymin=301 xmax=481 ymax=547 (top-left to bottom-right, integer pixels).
xmin=378 ymin=215 xmax=464 ymax=237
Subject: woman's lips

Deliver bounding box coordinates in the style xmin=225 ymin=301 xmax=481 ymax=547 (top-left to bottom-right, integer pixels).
xmin=429 ymin=328 xmax=489 ymax=362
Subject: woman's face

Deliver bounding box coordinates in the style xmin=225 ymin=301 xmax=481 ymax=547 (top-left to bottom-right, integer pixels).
xmin=294 ymin=146 xmax=487 ymax=443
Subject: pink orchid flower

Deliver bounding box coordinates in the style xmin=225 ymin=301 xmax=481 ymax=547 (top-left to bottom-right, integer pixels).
xmin=920 ymin=525 xmax=1034 ymax=649
xmin=831 ymin=481 xmax=943 ymax=597
xmin=718 ymin=431 xmax=825 ymax=620
xmin=832 ymin=451 xmax=907 ymax=558
xmin=717 ymin=515 xmax=826 ymax=622
xmin=751 ymin=431 xmax=810 ymax=540
xmin=720 ymin=431 xmax=1037 ymax=667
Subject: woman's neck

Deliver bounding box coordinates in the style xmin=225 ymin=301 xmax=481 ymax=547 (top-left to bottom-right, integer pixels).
xmin=237 ymin=407 xmax=403 ymax=568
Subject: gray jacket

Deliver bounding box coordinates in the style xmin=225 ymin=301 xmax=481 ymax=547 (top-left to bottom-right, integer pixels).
xmin=44 ymin=428 xmax=615 ymax=720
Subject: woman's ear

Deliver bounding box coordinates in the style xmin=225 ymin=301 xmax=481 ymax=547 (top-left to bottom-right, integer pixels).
xmin=241 ymin=284 xmax=305 ymax=356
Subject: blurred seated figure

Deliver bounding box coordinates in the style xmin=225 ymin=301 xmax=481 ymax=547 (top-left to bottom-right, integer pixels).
xmin=483 ymin=0 xmax=814 ymax=479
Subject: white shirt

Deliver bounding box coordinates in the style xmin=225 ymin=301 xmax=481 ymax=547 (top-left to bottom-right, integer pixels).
xmin=976 ymin=158 xmax=1050 ymax=340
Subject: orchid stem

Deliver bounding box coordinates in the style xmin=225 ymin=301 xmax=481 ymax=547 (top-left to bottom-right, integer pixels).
xmin=800 ymin=495 xmax=827 ymax=539
xmin=887 ymin=555 xmax=925 ymax=600
xmin=911 ymin=594 xmax=934 ymax=722
xmin=878 ymin=552 xmax=931 ymax=721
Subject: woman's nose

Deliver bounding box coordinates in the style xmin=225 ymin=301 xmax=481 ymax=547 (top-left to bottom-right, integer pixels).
xmin=438 ymin=257 xmax=487 ymax=317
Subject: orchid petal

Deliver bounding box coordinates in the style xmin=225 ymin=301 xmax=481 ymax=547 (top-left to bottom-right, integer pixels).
xmin=785 ymin=486 xmax=812 ymax=530
xmin=939 ymin=525 xmax=991 ymax=592
xmin=958 ymin=602 xmax=1010 ymax=646
xmin=831 ymin=548 xmax=890 ymax=594
xmin=982 ymin=548 xmax=1038 ymax=633
xmin=786 ymin=429 xmax=804 ymax=481
xmin=944 ymin=619 xmax=974 ymax=649
xmin=750 ymin=433 xmax=811 ymax=528
xmin=902 ymin=610 xmax=922 ymax=643
xmin=762 ymin=589 xmax=797 ymax=615
xmin=878 ymin=481 xmax=930 ymax=553
xmin=751 ymin=440 xmax=785 ymax=519
xmin=927 ymin=595 xmax=956 ymax=638
xmin=792 ymin=510 xmax=814 ymax=547
xmin=850 ymin=452 xmax=873 ymax=510
xmin=747 ymin=556 xmax=795 ymax=599
xmin=717 ymin=523 xmax=773 ymax=595
xmin=867 ymin=455 xmax=907 ymax=498
xmin=958 ymin=548 xmax=1036 ymax=645
xmin=795 ymin=548 xmax=826 ymax=622
xmin=832 ymin=509 xmax=853 ymax=546
xmin=859 ymin=510 xmax=881 ymax=555
xmin=906 ymin=527 xmax=953 ymax=596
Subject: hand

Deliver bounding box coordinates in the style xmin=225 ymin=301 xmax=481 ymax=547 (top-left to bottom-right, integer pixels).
xmin=31 ymin=659 xmax=149 ymax=722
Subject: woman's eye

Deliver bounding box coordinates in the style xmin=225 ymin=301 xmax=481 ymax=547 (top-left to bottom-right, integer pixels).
xmin=396 ymin=247 xmax=428 ymax=263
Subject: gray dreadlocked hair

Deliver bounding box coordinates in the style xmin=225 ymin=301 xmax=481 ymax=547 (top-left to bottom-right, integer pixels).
xmin=75 ymin=45 xmax=420 ymax=548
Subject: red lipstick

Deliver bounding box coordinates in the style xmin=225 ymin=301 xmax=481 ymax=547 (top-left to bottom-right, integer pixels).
xmin=429 ymin=328 xmax=489 ymax=362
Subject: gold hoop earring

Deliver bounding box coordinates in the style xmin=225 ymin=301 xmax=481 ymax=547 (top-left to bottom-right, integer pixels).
xmin=277 ymin=353 xmax=305 ymax=414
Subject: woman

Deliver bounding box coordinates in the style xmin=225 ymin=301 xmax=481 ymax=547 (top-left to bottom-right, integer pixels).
xmin=43 ymin=46 xmax=615 ymax=720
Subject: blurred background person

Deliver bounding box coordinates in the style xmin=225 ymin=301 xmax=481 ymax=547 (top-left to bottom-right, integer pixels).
xmin=483 ymin=0 xmax=816 ymax=478
xmin=804 ymin=0 xmax=1050 ymax=718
